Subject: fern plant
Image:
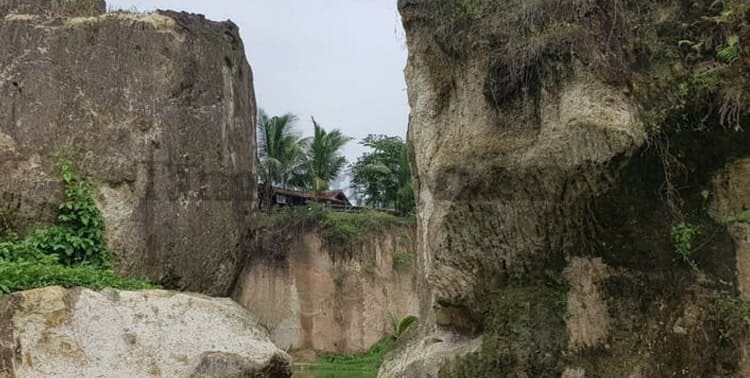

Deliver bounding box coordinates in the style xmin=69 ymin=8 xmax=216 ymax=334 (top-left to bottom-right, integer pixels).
xmin=672 ymin=223 xmax=701 ymax=270
xmin=717 ymin=35 xmax=741 ymax=63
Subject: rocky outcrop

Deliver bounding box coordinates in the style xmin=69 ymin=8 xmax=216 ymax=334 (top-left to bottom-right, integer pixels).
xmin=0 ymin=286 xmax=291 ymax=377
xmin=386 ymin=0 xmax=750 ymax=376
xmin=233 ymin=228 xmax=418 ymax=354
xmin=711 ymin=159 xmax=750 ymax=300
xmin=0 ymin=1 xmax=256 ymax=295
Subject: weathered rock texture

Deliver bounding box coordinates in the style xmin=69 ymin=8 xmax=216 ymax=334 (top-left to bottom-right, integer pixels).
xmin=0 ymin=0 xmax=105 ymax=18
xmin=384 ymin=0 xmax=750 ymax=376
xmin=712 ymin=159 xmax=750 ymax=300
xmin=0 ymin=286 xmax=291 ymax=377
xmin=0 ymin=1 xmax=256 ymax=295
xmin=233 ymin=228 xmax=418 ymax=354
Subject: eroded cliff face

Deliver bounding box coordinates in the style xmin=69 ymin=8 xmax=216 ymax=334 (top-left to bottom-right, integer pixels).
xmin=233 ymin=228 xmax=418 ymax=354
xmin=385 ymin=0 xmax=750 ymax=376
xmin=0 ymin=1 xmax=256 ymax=296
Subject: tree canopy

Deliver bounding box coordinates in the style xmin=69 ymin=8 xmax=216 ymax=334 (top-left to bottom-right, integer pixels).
xmin=350 ymin=135 xmax=415 ymax=215
xmin=256 ymin=111 xmax=352 ymax=207
xmin=303 ymin=117 xmax=353 ymax=192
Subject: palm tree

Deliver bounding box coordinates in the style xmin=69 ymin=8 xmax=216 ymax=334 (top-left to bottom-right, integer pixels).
xmin=257 ymin=110 xmax=306 ymax=208
xmin=302 ymin=117 xmax=353 ymax=192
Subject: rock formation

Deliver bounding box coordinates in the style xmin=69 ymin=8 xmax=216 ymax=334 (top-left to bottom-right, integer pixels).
xmin=0 ymin=286 xmax=291 ymax=377
xmin=384 ymin=0 xmax=750 ymax=376
xmin=0 ymin=0 xmax=256 ymax=295
xmin=233 ymin=227 xmax=419 ymax=354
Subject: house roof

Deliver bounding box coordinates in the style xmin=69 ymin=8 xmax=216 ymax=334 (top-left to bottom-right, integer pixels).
xmin=272 ymin=188 xmax=352 ymax=206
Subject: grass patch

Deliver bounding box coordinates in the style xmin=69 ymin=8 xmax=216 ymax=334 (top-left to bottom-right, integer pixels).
xmin=293 ymin=316 xmax=417 ymax=377
xmin=392 ymin=251 xmax=414 ymax=270
xmin=52 ymin=0 xmax=103 ymax=16
xmin=258 ymin=205 xmax=415 ymax=259
xmin=0 ymin=261 xmax=152 ymax=294
xmin=294 ymin=337 xmax=396 ymax=378
xmin=0 ymin=160 xmax=153 ymax=295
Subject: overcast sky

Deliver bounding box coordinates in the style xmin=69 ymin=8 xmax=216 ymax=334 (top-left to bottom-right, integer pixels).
xmin=108 ymin=1 xmax=410 ymax=179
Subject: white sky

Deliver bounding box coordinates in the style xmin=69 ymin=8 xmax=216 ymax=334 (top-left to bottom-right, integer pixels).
xmin=107 ymin=0 xmax=410 ymax=171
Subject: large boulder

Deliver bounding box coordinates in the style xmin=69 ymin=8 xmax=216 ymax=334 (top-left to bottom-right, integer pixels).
xmin=0 ymin=2 xmax=257 ymax=295
xmin=0 ymin=286 xmax=291 ymax=377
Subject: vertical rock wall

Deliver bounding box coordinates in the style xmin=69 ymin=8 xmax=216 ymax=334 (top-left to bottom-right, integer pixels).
xmin=233 ymin=228 xmax=419 ymax=354
xmin=0 ymin=2 xmax=256 ymax=296
xmin=385 ymin=0 xmax=750 ymax=376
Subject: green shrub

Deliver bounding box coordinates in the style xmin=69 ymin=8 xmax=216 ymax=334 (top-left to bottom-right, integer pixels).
xmin=257 ymin=206 xmax=415 ymax=259
xmin=0 ymin=160 xmax=152 ymax=295
xmin=672 ymin=223 xmax=701 ymax=270
xmin=393 ymin=251 xmax=414 ymax=270
xmin=320 ymin=210 xmax=414 ymax=249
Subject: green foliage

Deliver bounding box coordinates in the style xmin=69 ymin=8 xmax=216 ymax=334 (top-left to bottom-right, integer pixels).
xmin=644 ymin=0 xmax=749 ymax=133
xmin=0 ymin=161 xmax=152 ymax=295
xmin=726 ymin=210 xmax=750 ymax=224
xmin=257 ymin=111 xmax=352 ymax=207
xmin=717 ymin=35 xmax=742 ymax=64
xmin=710 ymin=294 xmax=750 ymax=347
xmin=320 ymin=211 xmax=414 ymax=251
xmin=672 ymin=223 xmax=701 ymax=270
xmin=258 ymin=206 xmax=414 ymax=261
xmin=389 ymin=314 xmax=418 ymax=339
xmin=257 ymin=111 xmax=307 ymax=205
xmin=0 ymin=261 xmax=152 ymax=295
xmin=297 ymin=337 xmax=396 ymax=378
xmin=351 ymin=135 xmax=415 ymax=215
xmin=29 ymin=160 xmax=109 ymax=266
xmin=392 ymin=251 xmax=414 ymax=270
xmin=303 ymin=118 xmax=353 ymax=192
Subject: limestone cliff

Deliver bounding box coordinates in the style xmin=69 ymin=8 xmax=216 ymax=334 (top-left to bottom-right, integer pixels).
xmin=0 ymin=1 xmax=256 ymax=296
xmin=384 ymin=0 xmax=750 ymax=376
xmin=233 ymin=224 xmax=418 ymax=354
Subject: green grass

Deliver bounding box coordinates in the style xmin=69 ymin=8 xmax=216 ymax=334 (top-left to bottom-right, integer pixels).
xmin=293 ymin=338 xmax=395 ymax=378
xmin=0 ymin=260 xmax=153 ymax=294
xmin=392 ymin=251 xmax=415 ymax=270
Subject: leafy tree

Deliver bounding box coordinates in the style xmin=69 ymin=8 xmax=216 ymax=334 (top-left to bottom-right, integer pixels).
xmin=257 ymin=110 xmax=307 ymax=208
xmin=351 ymin=135 xmax=415 ymax=215
xmin=302 ymin=117 xmax=353 ymax=192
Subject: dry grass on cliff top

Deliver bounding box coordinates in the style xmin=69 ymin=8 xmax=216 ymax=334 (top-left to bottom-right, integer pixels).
xmin=257 ymin=205 xmax=415 ymax=258
xmin=417 ymin=0 xmax=749 ymax=127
